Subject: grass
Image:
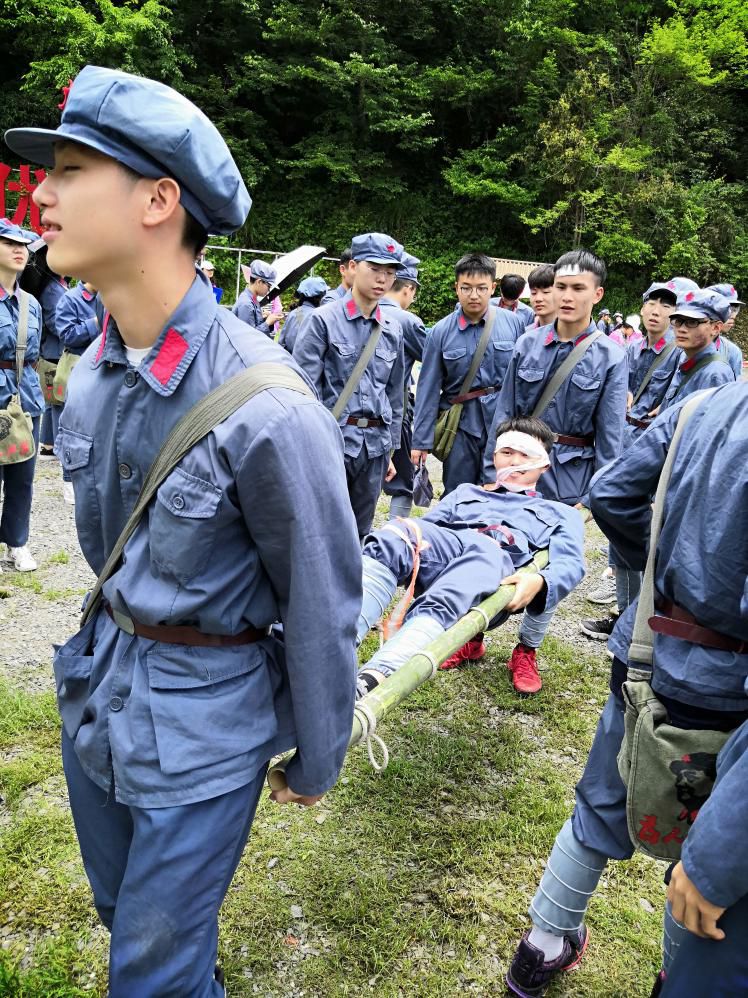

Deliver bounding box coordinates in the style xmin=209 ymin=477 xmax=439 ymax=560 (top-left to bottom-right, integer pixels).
xmin=0 ymin=623 xmax=666 ymax=997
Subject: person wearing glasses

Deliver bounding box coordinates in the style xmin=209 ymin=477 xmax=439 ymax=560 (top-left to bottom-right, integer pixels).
xmin=232 ymin=259 xmax=282 ymax=338
xmin=411 ymin=252 xmax=525 ymax=495
xmin=660 ymin=290 xmax=735 ymax=411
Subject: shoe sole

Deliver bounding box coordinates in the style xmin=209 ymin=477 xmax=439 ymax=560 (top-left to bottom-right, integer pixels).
xmin=579 ymin=625 xmax=612 ymax=640
xmin=585 ymin=595 xmax=617 ymax=605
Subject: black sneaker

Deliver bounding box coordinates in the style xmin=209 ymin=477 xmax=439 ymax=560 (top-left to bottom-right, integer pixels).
xmin=580 ymin=614 xmax=618 ymax=640
xmin=506 ymin=926 xmax=589 ymax=997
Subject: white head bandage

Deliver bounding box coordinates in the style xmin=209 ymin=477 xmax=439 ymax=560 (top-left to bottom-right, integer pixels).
xmin=554 ymin=263 xmax=584 ymax=277
xmin=493 ymin=431 xmax=551 ymax=492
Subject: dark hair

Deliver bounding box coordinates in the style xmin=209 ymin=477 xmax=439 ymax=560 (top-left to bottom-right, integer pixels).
xmin=392 ymin=278 xmax=417 ymax=293
xmin=182 ymin=211 xmax=208 ymax=256
xmin=340 ymin=248 xmax=353 ymax=266
xmin=553 ymin=249 xmax=607 ymax=286
xmin=500 ymin=273 xmax=526 ymax=300
xmin=297 ymin=292 xmax=325 ymax=307
xmin=19 ymin=244 xmax=59 ymax=300
xmin=527 ymin=264 xmax=555 ymax=290
xmin=495 ymin=416 xmax=555 ymax=454
xmin=455 ymin=252 xmax=496 ymax=281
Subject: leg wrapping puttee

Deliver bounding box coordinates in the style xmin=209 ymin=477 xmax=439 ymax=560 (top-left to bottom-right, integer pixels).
xmin=361 ymin=614 xmax=445 ymax=680
xmin=357 ymin=557 xmax=398 ymax=645
xmin=529 ymin=819 xmax=608 ymax=935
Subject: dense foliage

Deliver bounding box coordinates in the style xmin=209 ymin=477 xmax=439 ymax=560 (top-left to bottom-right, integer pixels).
xmin=2 ymin=0 xmax=747 ymax=322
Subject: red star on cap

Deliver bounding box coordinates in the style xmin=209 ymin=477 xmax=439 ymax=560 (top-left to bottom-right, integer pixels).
xmin=58 ymin=79 xmax=73 ymax=111
xmin=685 ymin=291 xmax=695 ymax=301
xmin=667 ymin=281 xmax=676 ymax=289
xmin=386 ymin=244 xmax=395 ymax=252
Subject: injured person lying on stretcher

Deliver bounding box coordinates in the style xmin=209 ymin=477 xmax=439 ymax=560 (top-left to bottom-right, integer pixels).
xmin=356 ymin=418 xmax=587 ymax=699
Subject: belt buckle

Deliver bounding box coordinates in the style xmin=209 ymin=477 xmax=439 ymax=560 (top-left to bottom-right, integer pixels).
xmin=356 ymin=417 xmax=369 ymax=428
xmin=112 ymin=608 xmax=136 ymax=636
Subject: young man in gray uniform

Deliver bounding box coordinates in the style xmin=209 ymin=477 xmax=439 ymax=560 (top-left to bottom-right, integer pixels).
xmin=232 ymin=258 xmax=281 ymax=338
xmin=481 ymin=249 xmax=627 ymax=694
xmin=292 ymin=232 xmax=405 ymax=539
xmin=379 ymin=251 xmax=427 ymax=520
xmin=7 ymin=65 xmax=360 ymax=997
xmin=411 ymin=252 xmax=525 ymax=494
xmin=660 ymin=289 xmax=735 ymax=411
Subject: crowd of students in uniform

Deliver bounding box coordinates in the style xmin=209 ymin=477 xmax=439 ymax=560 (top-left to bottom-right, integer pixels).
xmin=0 ymin=63 xmax=746 ymax=998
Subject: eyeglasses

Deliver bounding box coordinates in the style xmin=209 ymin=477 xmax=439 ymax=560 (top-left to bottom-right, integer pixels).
xmin=671 ymin=317 xmax=709 ymax=329
xmin=458 ymin=285 xmax=491 ymax=297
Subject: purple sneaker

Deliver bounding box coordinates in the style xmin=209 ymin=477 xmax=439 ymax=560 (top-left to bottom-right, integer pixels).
xmin=506 ymin=926 xmax=589 ymax=997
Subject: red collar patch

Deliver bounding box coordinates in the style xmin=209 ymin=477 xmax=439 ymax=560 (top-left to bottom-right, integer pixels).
xmin=94 ymin=313 xmax=110 ymax=364
xmin=544 ymin=328 xmax=555 ymax=345
xmin=680 ymin=356 xmax=696 ymax=372
xmin=654 ymin=336 xmax=667 ymax=352
xmin=81 ymin=288 xmax=94 ymax=302
xmin=345 ymin=297 xmax=358 ymax=319
xmin=150 ymin=328 xmax=189 ymax=386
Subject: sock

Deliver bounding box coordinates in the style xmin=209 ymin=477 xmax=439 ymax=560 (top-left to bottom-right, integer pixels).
xmin=527 ymin=926 xmax=565 ymax=961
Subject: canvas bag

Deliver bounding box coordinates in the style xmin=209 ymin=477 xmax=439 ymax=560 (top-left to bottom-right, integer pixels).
xmin=52 ymin=349 xmax=81 ymax=405
xmin=432 ymin=308 xmax=495 ymax=463
xmin=0 ymin=290 xmax=36 ymax=466
xmin=616 ymin=390 xmax=734 ymax=862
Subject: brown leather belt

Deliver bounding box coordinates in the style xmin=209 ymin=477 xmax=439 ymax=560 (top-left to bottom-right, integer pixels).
xmin=449 ymin=385 xmax=499 ymax=404
xmin=652 ymin=598 xmax=748 ymax=655
xmin=555 ymin=433 xmax=594 ymax=447
xmin=346 ymin=415 xmax=384 ymax=427
xmin=0 ymin=359 xmax=36 ymax=369
xmin=105 ymin=604 xmax=270 ymax=647
xmin=626 ymin=414 xmax=651 ymax=430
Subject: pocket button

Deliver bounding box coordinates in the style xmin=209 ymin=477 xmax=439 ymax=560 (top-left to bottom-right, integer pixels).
xmin=172 ymin=494 xmax=185 ymax=510
xmin=118 ymin=463 xmax=132 ymax=480
xmin=110 ymin=696 xmax=124 ymax=712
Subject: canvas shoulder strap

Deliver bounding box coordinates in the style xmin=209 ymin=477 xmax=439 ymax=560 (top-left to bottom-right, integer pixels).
xmin=627 ymin=389 xmax=715 ymax=671
xmin=15 ymin=290 xmax=30 ymax=389
xmin=81 ymin=362 xmax=313 ymax=627
xmin=531 ymin=330 xmax=603 ymax=419
xmin=331 ymin=320 xmax=383 ymax=421
xmin=453 ymin=306 xmax=495 ymax=400
xmin=631 ymin=342 xmax=677 ymax=406
xmin=670 ymin=354 xmax=724 ymax=402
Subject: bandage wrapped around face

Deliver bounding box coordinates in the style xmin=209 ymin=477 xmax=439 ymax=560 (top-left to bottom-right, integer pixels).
xmin=493 ymin=431 xmax=551 ymax=492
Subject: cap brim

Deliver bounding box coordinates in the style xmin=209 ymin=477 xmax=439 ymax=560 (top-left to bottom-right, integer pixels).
xmin=4 ymin=127 xmax=69 ymax=168
xmin=356 ymin=256 xmax=399 ymax=266
xmin=0 ymin=233 xmax=34 ymax=245
xmin=670 ymin=308 xmax=708 ymax=320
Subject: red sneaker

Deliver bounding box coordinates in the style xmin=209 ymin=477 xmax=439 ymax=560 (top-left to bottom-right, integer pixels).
xmin=439 ymin=634 xmax=486 ymax=670
xmin=507 ymin=643 xmax=542 ymax=694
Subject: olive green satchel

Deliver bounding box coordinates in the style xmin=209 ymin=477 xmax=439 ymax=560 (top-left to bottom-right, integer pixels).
xmin=0 ymin=290 xmax=36 ymax=466
xmin=37 ymin=356 xmax=57 ymax=405
xmin=52 ymin=349 xmax=81 ymax=405
xmin=617 ymin=390 xmax=731 ymax=862
xmin=432 ymin=307 xmax=494 ymax=463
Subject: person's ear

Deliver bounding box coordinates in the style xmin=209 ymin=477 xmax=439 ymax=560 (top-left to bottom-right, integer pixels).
xmin=140 ymin=177 xmax=182 ymax=230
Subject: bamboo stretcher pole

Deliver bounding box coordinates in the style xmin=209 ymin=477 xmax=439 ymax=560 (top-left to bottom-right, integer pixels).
xmin=267 ymin=550 xmax=549 ymax=791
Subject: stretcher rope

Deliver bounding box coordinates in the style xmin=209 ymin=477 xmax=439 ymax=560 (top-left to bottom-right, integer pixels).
xmin=353 ymin=700 xmax=390 ymax=772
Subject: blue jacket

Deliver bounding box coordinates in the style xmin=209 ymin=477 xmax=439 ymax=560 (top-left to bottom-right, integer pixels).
xmin=278 ymin=302 xmax=315 ymax=355
xmin=292 ymin=292 xmax=405 ymax=459
xmin=625 ymin=330 xmax=682 ymax=442
xmin=482 ymin=322 xmax=628 ymax=506
xmin=232 ymin=288 xmax=274 ymax=338
xmin=422 ymin=483 xmax=586 ymax=614
xmin=378 ymin=296 xmax=426 ymax=390
xmin=591 ymin=381 xmax=748 ymax=910
xmin=55 ymin=273 xmax=361 ymax=807
xmin=491 ymin=298 xmax=534 ymax=327
xmin=55 ymin=283 xmax=99 ymax=355
xmin=38 ymin=278 xmax=68 ymax=361
xmin=660 ymin=343 xmax=734 ymax=411
xmin=320 ymin=283 xmax=348 ymax=307
xmin=0 ymin=284 xmax=44 ymax=416
xmin=413 ymin=305 xmax=524 ymax=448
xmin=716 ymin=335 xmax=743 ymax=380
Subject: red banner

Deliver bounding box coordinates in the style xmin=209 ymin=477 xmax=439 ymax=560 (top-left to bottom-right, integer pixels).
xmin=0 ymin=164 xmax=48 ymax=233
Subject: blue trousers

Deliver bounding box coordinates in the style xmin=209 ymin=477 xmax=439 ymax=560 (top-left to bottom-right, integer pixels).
xmin=442 ymin=427 xmax=485 ymax=495
xmin=662 ymin=893 xmax=748 ymax=997
xmin=345 ymin=449 xmax=388 ymax=539
xmin=0 ymin=416 xmax=40 ymax=548
xmin=383 ymin=409 xmax=414 ymax=501
xmin=62 ymin=733 xmax=266 ymax=998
